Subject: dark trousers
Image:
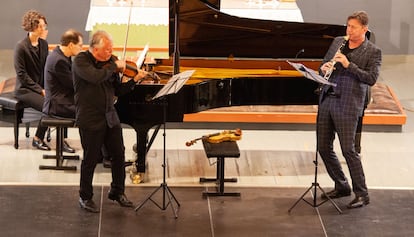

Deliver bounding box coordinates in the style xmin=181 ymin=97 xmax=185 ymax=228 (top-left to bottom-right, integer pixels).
xmin=317 ymin=96 xmax=368 ymax=197
xmin=16 ymin=92 xmax=48 ymax=140
xmin=78 ymin=124 xmax=126 ymax=200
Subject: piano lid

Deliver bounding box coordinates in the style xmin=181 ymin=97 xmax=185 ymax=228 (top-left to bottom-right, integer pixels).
xmin=169 ymin=0 xmax=346 ymax=59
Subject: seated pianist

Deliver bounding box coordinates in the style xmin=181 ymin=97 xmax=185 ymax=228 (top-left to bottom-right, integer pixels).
xmin=42 ymin=29 xmax=85 ymax=153
xmin=14 ymin=10 xmax=50 ymax=151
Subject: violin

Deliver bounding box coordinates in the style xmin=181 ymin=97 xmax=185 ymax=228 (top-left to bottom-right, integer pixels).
xmin=185 ymin=128 xmax=242 ymax=146
xmin=109 ymin=55 xmax=140 ymax=79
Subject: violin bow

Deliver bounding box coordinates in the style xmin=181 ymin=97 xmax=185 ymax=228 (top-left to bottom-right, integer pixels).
xmin=121 ymin=0 xmax=133 ymax=61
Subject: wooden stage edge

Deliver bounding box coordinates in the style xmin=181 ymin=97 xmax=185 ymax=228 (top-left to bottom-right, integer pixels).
xmin=184 ymin=111 xmax=406 ymax=126
xmin=183 ymin=87 xmax=407 ymax=132
xmin=182 ymin=112 xmax=406 ymax=132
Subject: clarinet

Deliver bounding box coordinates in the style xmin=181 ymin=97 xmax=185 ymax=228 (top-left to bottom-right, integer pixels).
xmin=323 ymin=35 xmax=349 ymax=80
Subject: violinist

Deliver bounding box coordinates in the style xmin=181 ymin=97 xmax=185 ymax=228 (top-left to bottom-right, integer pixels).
xmin=73 ymin=30 xmax=147 ymax=213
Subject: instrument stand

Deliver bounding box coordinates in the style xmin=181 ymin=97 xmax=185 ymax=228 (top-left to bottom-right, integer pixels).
xmin=288 ymin=115 xmax=342 ymax=214
xmin=134 ymin=70 xmax=194 ymax=218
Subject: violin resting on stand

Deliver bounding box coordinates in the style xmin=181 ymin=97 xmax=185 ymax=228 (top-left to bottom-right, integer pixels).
xmin=185 ymin=128 xmax=242 ymax=146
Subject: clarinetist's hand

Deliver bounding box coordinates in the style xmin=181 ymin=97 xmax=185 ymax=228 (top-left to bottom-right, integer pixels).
xmin=333 ymin=52 xmax=350 ymax=68
xmin=321 ymin=61 xmax=334 ymax=75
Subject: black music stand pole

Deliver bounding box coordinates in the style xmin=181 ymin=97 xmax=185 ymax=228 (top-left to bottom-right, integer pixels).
xmin=134 ymin=70 xmax=195 ymax=218
xmin=286 ymin=60 xmax=342 ymax=213
xmin=288 ymin=108 xmax=342 ymax=214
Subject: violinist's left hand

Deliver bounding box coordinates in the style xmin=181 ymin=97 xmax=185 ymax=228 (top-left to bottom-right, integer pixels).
xmin=115 ymin=60 xmax=126 ymax=71
xmin=133 ymin=69 xmax=148 ymax=83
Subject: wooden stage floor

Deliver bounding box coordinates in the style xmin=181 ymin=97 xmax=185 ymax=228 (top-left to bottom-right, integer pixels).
xmin=1 ymin=185 xmax=413 ymax=237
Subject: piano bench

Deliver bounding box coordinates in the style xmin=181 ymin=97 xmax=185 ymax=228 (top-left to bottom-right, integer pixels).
xmin=200 ymin=139 xmax=240 ymax=197
xmin=0 ymin=92 xmax=31 ymax=149
xmin=38 ymin=116 xmax=79 ymax=171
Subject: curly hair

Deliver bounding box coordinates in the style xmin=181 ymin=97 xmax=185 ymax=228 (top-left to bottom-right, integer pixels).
xmin=21 ymin=9 xmax=47 ymax=32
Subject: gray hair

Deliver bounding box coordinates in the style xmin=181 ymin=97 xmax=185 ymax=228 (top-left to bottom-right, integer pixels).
xmin=89 ymin=30 xmax=112 ymax=49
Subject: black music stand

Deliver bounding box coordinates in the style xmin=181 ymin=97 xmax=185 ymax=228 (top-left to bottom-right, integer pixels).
xmin=287 ymin=60 xmax=342 ymax=214
xmin=287 ymin=134 xmax=343 ymax=214
xmin=134 ymin=70 xmax=195 ymax=218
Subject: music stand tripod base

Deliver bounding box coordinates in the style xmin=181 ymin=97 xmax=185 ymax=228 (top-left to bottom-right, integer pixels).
xmin=134 ymin=182 xmax=180 ymax=218
xmin=288 ymin=156 xmax=342 ymax=214
xmin=288 ymin=182 xmax=342 ymax=214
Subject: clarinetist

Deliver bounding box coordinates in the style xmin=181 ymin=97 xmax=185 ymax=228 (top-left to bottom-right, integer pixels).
xmin=317 ymin=11 xmax=382 ymax=209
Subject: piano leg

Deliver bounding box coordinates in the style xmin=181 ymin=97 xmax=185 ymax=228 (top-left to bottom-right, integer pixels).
xmin=134 ymin=124 xmax=161 ymax=173
xmin=130 ymin=124 xmax=161 ymax=184
xmin=135 ymin=130 xmax=148 ymax=173
xmin=130 ymin=129 xmax=149 ymax=184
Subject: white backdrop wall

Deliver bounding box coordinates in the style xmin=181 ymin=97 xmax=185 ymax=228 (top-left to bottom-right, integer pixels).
xmin=0 ymin=0 xmax=413 ymax=54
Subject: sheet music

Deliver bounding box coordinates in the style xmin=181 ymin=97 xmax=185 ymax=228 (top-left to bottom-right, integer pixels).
xmin=287 ymin=60 xmax=336 ymax=87
xmin=152 ymin=70 xmax=196 ymax=100
xmin=136 ymin=43 xmax=149 ymax=69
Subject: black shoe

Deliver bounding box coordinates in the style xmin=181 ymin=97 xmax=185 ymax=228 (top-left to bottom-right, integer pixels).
xmin=321 ymin=189 xmax=351 ymax=199
xmin=79 ymin=198 xmax=100 ymax=213
xmin=32 ymin=139 xmax=51 ymax=151
xmin=108 ymin=192 xmax=133 ymax=207
xmin=63 ymin=140 xmax=76 ymax=153
xmin=103 ymin=159 xmax=112 ymax=168
xmin=347 ymin=195 xmax=370 ymax=209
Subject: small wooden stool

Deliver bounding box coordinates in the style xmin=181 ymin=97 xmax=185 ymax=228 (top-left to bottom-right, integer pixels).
xmin=39 ymin=116 xmax=79 ymax=171
xmin=200 ymin=139 xmax=240 ymax=197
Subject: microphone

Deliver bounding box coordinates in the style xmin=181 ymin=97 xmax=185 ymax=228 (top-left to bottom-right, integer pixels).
xmin=295 ymin=49 xmax=305 ymax=59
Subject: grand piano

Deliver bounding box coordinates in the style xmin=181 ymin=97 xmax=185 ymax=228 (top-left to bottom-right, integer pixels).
xmin=115 ymin=0 xmax=346 ymax=174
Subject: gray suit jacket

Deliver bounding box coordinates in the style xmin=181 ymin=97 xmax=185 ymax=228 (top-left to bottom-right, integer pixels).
xmin=319 ymin=36 xmax=382 ymax=117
